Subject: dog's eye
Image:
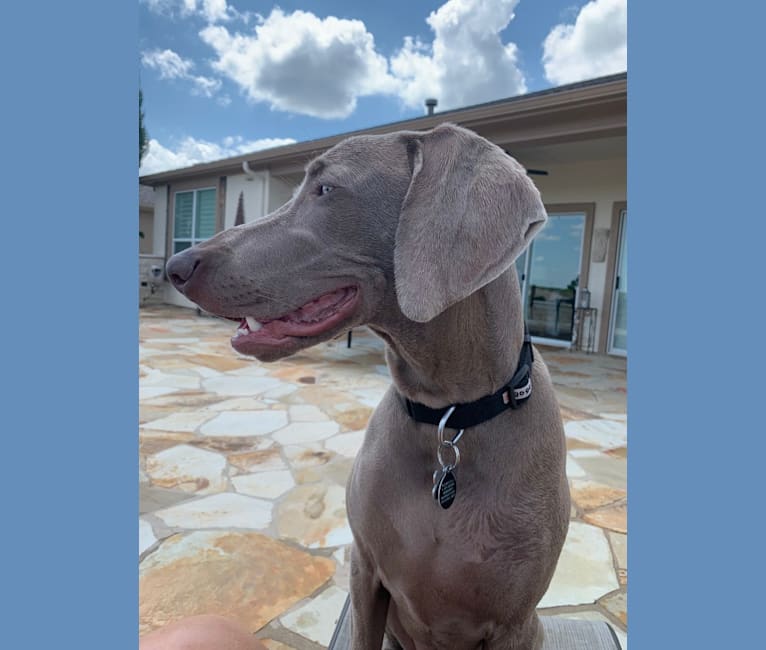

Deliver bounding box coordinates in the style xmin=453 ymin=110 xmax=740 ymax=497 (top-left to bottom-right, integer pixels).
xmin=318 ymin=184 xmax=334 ymax=196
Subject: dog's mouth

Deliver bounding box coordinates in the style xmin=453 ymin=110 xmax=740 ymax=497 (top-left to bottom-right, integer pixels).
xmin=229 ymin=286 xmax=360 ymax=354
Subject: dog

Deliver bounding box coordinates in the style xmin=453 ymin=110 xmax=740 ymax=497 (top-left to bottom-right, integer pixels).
xmin=166 ymin=123 xmax=570 ymax=650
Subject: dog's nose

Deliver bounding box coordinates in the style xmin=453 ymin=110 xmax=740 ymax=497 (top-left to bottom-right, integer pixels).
xmin=166 ymin=247 xmax=202 ymax=294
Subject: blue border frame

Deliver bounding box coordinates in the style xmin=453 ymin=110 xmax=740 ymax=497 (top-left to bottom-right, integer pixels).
xmin=3 ymin=2 xmax=137 ymax=647
xmin=630 ymin=1 xmax=765 ymax=647
xmin=3 ymin=1 xmax=764 ymax=647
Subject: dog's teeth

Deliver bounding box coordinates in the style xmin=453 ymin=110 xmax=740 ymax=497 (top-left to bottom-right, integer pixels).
xmin=236 ymin=327 xmax=248 ymax=337
xmin=245 ymin=316 xmax=262 ymax=331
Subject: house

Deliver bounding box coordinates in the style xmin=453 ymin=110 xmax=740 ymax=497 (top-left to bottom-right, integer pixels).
xmin=139 ymin=73 xmax=626 ymax=355
xmin=139 ymin=184 xmax=155 ymax=254
xmin=139 ymin=183 xmax=166 ymax=304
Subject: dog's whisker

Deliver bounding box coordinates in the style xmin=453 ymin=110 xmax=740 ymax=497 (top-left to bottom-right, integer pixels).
xmin=229 ymin=287 xmax=295 ymax=313
xmin=247 ymin=290 xmax=295 ymax=312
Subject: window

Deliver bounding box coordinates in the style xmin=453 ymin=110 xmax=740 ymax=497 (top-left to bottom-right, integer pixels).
xmin=173 ymin=188 xmax=216 ymax=254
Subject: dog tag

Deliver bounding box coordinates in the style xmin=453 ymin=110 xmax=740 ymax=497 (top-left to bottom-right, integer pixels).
xmin=434 ymin=469 xmax=457 ymax=509
xmin=431 ymin=467 xmax=451 ymax=496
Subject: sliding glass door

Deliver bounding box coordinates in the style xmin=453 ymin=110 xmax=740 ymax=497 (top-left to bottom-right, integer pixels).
xmin=516 ymin=212 xmax=586 ymax=344
xmin=608 ymin=209 xmax=627 ymax=355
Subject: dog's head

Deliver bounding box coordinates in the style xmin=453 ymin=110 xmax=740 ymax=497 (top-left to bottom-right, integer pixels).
xmin=166 ymin=124 xmax=546 ymax=361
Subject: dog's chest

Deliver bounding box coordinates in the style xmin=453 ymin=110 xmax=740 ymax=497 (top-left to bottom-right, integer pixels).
xmin=368 ymin=470 xmax=513 ymax=592
xmin=373 ymin=494 xmax=514 ymax=639
xmin=355 ymin=423 xmax=529 ymax=573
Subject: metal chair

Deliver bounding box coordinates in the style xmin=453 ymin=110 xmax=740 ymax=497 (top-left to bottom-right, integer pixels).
xmin=328 ymin=596 xmax=622 ymax=649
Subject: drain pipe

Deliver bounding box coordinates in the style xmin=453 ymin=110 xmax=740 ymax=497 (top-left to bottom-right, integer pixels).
xmin=263 ymin=169 xmax=270 ymax=217
xmin=243 ymin=160 xmax=269 ymax=219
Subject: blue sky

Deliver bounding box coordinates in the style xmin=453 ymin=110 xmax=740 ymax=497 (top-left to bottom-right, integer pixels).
xmin=139 ymin=0 xmax=626 ymax=174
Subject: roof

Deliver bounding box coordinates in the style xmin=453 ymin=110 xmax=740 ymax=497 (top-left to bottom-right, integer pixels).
xmin=139 ymin=72 xmax=626 ymax=186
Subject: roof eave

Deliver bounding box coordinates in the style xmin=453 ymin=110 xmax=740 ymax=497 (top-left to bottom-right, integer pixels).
xmin=139 ymin=73 xmax=626 ymax=186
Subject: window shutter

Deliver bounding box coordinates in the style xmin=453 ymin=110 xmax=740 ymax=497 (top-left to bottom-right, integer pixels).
xmin=195 ymin=189 xmax=217 ymax=240
xmin=174 ymin=192 xmax=194 ymax=239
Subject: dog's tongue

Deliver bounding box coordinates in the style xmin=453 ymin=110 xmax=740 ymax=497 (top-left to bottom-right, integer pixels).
xmin=239 ymin=287 xmax=354 ymax=338
xmin=290 ymin=289 xmax=350 ymax=322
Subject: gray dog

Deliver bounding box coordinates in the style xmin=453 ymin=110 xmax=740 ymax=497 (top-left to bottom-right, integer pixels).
xmin=167 ymin=124 xmax=570 ymax=650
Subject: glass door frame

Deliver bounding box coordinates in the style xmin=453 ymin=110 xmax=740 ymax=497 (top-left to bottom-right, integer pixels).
xmin=607 ymin=207 xmax=627 ymax=356
xmin=599 ymin=201 xmax=628 ymax=355
xmin=518 ymin=203 xmax=595 ymax=348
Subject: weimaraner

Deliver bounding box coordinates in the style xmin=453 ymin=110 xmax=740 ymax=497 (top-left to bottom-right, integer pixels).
xmin=166 ymin=124 xmax=570 ymax=650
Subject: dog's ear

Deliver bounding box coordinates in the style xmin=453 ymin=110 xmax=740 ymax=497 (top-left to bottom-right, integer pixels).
xmin=394 ymin=124 xmax=547 ymax=322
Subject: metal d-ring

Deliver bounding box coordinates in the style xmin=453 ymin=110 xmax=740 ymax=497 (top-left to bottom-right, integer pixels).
xmin=437 ymin=406 xmax=457 ymax=442
xmin=437 ymin=439 xmax=461 ymax=469
xmin=436 ymin=406 xmax=464 ymax=470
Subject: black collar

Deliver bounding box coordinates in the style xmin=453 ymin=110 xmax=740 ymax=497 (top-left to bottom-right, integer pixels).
xmin=402 ymin=327 xmax=534 ymax=430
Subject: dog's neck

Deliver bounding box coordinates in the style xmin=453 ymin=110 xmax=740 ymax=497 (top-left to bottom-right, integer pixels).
xmin=371 ymin=270 xmax=525 ymax=409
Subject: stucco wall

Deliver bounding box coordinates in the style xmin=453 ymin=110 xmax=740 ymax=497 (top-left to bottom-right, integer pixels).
xmin=268 ymin=175 xmax=296 ymax=213
xmin=152 ymin=186 xmax=167 ymax=257
xmin=139 ymin=209 xmax=154 ymax=254
xmin=529 ymin=158 xmax=626 ymax=349
xmin=152 ymin=182 xmax=193 ymax=309
xmin=224 ymin=172 xmax=268 ymax=229
xmin=150 ymin=184 xmax=190 ymax=308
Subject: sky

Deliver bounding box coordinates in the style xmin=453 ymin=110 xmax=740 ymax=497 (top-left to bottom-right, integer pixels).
xmin=138 ymin=0 xmax=627 ymax=175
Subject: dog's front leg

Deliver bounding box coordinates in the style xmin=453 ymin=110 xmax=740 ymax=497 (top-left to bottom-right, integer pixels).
xmin=349 ymin=542 xmax=390 ymax=650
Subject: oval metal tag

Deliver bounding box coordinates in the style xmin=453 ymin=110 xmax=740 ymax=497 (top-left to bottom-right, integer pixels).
xmin=435 ymin=470 xmax=457 ymax=509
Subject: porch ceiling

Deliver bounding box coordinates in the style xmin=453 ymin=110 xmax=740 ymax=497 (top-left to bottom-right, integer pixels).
xmin=508 ymin=135 xmax=626 ymax=167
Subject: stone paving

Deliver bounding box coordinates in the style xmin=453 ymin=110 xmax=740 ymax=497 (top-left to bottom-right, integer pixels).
xmin=139 ymin=305 xmax=628 ymax=649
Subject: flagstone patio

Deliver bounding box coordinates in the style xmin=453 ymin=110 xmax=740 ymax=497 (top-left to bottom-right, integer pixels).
xmin=139 ymin=304 xmax=627 ymax=649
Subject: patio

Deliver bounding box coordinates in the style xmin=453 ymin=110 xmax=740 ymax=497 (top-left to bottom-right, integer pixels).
xmin=139 ymin=304 xmax=627 ymax=649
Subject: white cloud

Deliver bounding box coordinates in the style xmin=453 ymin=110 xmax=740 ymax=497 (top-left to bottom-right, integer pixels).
xmin=199 ymin=0 xmax=227 ymax=23
xmin=142 ymin=0 xmax=171 ymax=15
xmin=141 ymin=48 xmax=222 ymax=98
xmin=198 ymin=1 xmax=527 ymax=119
xmin=142 ymin=0 xmax=235 ymax=23
xmin=390 ymin=0 xmax=527 ymax=111
xmin=142 ymin=1 xmax=624 ymax=123
xmin=542 ymin=0 xmax=627 ymax=85
xmin=200 ymin=9 xmax=396 ymax=119
xmin=139 ymin=135 xmax=297 ymax=175
xmin=189 ymin=74 xmax=221 ymax=97
xmin=141 ymin=48 xmax=193 ymax=78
